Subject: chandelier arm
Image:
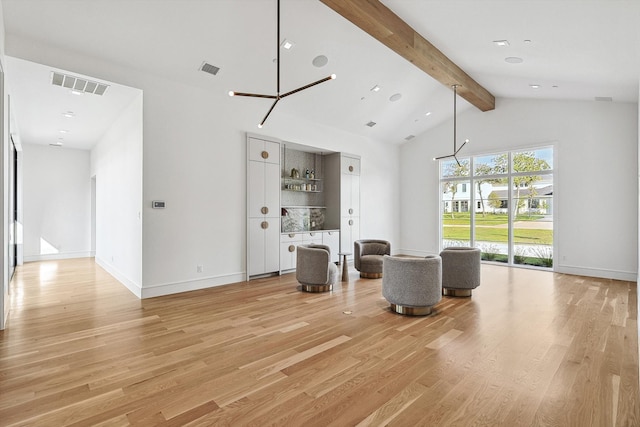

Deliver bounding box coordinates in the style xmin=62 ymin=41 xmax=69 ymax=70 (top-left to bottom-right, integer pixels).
xmin=231 ymin=92 xmax=278 ymax=99
xmin=280 ymin=75 xmax=335 ymax=98
xmin=259 ymin=98 xmax=280 ymax=128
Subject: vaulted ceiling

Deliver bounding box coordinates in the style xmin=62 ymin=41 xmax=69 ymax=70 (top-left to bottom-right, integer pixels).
xmin=3 ymin=0 xmax=639 ymax=150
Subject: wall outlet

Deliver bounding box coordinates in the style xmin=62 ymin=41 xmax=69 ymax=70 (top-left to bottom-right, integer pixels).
xmin=197 ymin=265 xmax=203 ymax=273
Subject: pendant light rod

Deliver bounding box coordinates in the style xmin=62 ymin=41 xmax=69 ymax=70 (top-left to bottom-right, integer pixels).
xmin=229 ymin=0 xmax=336 ymax=128
xmin=434 ymin=84 xmax=469 ymax=167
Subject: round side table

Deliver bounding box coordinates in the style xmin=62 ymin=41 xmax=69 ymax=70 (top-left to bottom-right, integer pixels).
xmin=338 ymin=252 xmax=351 ymax=282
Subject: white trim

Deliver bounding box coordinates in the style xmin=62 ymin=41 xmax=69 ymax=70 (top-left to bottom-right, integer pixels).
xmin=95 ymin=256 xmax=142 ymax=298
xmin=24 ymin=251 xmax=94 ymax=262
xmin=394 ymin=248 xmax=440 ymax=257
xmin=554 ymin=264 xmax=636 ymax=282
xmin=141 ymin=272 xmax=245 ymax=299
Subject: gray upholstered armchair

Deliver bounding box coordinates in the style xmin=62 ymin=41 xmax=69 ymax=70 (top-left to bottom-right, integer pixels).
xmin=354 ymin=239 xmax=391 ymax=278
xmin=440 ymin=247 xmax=481 ymax=297
xmin=382 ymin=255 xmax=442 ymax=316
xmin=296 ymin=244 xmax=339 ymax=292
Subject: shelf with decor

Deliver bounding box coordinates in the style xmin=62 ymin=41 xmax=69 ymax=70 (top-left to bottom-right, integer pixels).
xmin=283 ymin=178 xmax=323 ymax=192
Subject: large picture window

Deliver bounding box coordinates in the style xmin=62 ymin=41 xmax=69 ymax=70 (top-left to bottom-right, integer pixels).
xmin=439 ymin=147 xmax=553 ymax=268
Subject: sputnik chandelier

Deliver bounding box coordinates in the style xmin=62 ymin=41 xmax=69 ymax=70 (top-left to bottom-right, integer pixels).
xmin=229 ymin=0 xmax=336 ymax=128
xmin=434 ymin=84 xmax=469 ymax=166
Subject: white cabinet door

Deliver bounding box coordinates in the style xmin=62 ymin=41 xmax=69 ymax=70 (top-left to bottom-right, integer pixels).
xmin=341 ymin=156 xmax=361 ymax=175
xmin=247 ymin=136 xmax=280 ymax=278
xmin=249 ymin=217 xmax=279 ymax=276
xmin=323 ymin=231 xmax=340 ymax=263
xmin=280 ymin=241 xmax=298 ymax=271
xmin=340 ymin=216 xmax=360 ymax=258
xmin=249 ymin=138 xmax=280 ymax=164
xmin=302 ymin=232 xmax=323 ymax=245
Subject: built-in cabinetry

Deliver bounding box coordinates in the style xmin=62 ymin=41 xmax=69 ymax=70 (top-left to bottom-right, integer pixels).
xmin=279 ymin=230 xmax=340 ymax=272
xmin=246 ymin=136 xmax=356 ymax=279
xmin=247 ymin=136 xmax=280 ymax=278
xmin=325 ymin=153 xmax=361 ymax=260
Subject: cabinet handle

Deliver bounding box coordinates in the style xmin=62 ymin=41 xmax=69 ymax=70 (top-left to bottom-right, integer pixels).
xmin=288 ymin=233 xmax=295 ymax=238
xmin=288 ymin=245 xmax=295 ymax=253
xmin=349 ymin=219 xmax=354 ymax=226
xmin=261 ymin=151 xmax=269 ymax=159
xmin=309 ymin=232 xmax=315 ymax=237
xmin=261 ymin=206 xmax=269 ymax=215
xmin=348 ymin=165 xmax=354 ymax=172
xmin=348 ymin=208 xmax=354 ymax=215
xmin=261 ymin=221 xmax=269 ymax=229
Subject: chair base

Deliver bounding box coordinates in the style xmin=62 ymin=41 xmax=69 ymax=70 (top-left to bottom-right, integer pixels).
xmin=443 ymin=288 xmax=472 ymax=297
xmin=390 ymin=303 xmax=433 ymax=316
xmin=360 ymin=272 xmax=383 ymax=279
xmin=301 ymin=283 xmax=333 ymax=293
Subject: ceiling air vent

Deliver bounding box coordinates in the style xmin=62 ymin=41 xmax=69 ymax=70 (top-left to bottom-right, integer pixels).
xmin=404 ymin=135 xmax=415 ymax=141
xmin=51 ymin=72 xmax=109 ymax=95
xmin=200 ymin=62 xmax=220 ymax=76
xmin=365 ymin=121 xmax=377 ymax=127
xmin=594 ymin=96 xmax=613 ymax=102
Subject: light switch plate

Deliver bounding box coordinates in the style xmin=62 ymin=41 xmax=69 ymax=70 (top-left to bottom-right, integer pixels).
xmin=152 ymin=200 xmax=166 ymax=209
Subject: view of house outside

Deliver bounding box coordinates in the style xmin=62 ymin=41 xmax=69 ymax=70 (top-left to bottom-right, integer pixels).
xmin=440 ymin=147 xmax=553 ymax=268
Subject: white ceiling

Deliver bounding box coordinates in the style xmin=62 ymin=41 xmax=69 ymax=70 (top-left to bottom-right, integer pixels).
xmin=2 ymin=0 xmax=639 ymax=150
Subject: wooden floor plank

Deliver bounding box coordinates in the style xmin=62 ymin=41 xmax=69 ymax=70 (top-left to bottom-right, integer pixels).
xmin=0 ymin=258 xmax=638 ymax=426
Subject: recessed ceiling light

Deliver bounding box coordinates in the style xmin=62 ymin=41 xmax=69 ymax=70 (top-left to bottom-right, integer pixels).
xmin=49 ymin=142 xmax=63 ymax=147
xmin=493 ymin=40 xmax=510 ymax=47
xmin=59 ymin=129 xmax=69 ymax=134
xmin=552 ymin=85 xmax=559 ymax=88
xmin=505 ymin=57 xmax=524 ymax=64
xmin=312 ymin=55 xmax=328 ymax=68
xmin=366 ymin=121 xmax=376 ymax=127
xmin=280 ymin=39 xmax=294 ymax=50
xmin=524 ymin=39 xmax=532 ymax=44
xmin=425 ymin=112 xmax=432 ymax=117
xmin=370 ymin=85 xmax=381 ymax=92
xmin=62 ymin=111 xmax=75 ymax=118
xmin=389 ymin=93 xmax=402 ymax=102
xmin=530 ymin=84 xmax=541 ymax=89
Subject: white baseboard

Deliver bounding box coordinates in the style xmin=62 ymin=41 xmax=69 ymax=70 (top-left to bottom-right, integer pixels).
xmin=394 ymin=248 xmax=440 ymax=257
xmin=554 ymin=264 xmax=636 ymax=282
xmin=141 ymin=272 xmax=246 ymax=299
xmin=397 ymin=248 xmax=636 ymax=282
xmin=95 ymin=257 xmax=143 ymax=298
xmin=24 ymin=251 xmax=93 ymax=262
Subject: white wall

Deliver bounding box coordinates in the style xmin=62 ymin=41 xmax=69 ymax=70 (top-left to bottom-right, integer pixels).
xmin=91 ymin=93 xmax=143 ymax=297
xmin=0 ymin=0 xmax=8 ymax=330
xmin=22 ymin=143 xmax=91 ymax=261
xmin=400 ymin=97 xmax=639 ymax=281
xmin=5 ymin=38 xmax=400 ymax=298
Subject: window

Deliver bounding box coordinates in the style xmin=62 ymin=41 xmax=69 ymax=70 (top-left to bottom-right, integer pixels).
xmin=439 ymin=147 xmax=553 ymax=268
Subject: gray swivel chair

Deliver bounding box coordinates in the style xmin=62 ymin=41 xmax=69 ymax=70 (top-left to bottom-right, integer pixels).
xmin=382 ymin=255 xmax=442 ymax=315
xmin=354 ymin=239 xmax=391 ymax=278
xmin=440 ymin=247 xmax=481 ymax=297
xmin=296 ymin=244 xmax=339 ymax=292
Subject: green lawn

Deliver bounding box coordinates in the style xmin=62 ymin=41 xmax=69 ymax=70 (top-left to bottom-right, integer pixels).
xmin=442 ymin=212 xmax=544 ymax=226
xmin=443 ymin=226 xmax=553 ymax=245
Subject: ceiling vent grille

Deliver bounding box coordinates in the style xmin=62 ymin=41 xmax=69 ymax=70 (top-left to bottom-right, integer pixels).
xmin=200 ymin=62 xmax=220 ymax=76
xmin=366 ymin=121 xmax=377 ymax=127
xmin=404 ymin=135 xmax=415 ymax=141
xmin=51 ymin=72 xmax=109 ymax=95
xmin=594 ymin=96 xmax=613 ymax=102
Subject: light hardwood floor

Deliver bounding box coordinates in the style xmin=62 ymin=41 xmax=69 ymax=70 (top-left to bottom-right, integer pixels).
xmin=0 ymin=258 xmax=638 ymax=426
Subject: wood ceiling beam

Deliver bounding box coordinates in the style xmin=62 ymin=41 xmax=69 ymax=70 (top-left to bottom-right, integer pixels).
xmin=319 ymin=0 xmax=495 ymax=111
